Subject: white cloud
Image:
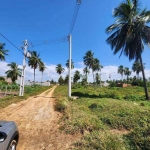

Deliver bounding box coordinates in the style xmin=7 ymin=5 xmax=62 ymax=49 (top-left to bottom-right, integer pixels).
xmin=1 ymin=61 xmax=150 ymax=83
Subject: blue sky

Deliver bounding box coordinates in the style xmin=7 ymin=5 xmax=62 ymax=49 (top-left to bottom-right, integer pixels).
xmin=0 ymin=0 xmax=150 ymax=82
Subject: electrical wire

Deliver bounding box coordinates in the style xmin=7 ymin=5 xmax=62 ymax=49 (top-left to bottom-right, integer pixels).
xmin=69 ymin=0 xmax=82 ymax=34
xmin=0 ymin=33 xmax=23 ymax=54
xmin=30 ymin=36 xmax=68 ymax=47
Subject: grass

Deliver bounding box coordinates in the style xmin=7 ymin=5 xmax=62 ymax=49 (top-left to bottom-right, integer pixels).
xmin=54 ymin=85 xmax=150 ymax=150
xmin=0 ymin=85 xmax=51 ymax=108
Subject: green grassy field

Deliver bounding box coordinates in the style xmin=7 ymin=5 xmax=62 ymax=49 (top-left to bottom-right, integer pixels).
xmin=0 ymin=85 xmax=51 ymax=108
xmin=54 ymin=85 xmax=150 ymax=150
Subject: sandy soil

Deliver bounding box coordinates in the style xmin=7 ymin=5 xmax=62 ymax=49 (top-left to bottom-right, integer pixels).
xmin=0 ymin=86 xmax=80 ymax=150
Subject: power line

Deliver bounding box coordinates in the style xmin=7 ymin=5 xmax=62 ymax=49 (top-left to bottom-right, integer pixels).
xmin=0 ymin=33 xmax=23 ymax=54
xmin=29 ymin=36 xmax=68 ymax=47
xmin=69 ymin=0 xmax=82 ymax=34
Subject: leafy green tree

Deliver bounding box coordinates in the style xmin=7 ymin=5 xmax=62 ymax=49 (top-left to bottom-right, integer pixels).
xmin=73 ymin=70 xmax=81 ymax=83
xmin=106 ymin=0 xmax=150 ymax=99
xmin=132 ymin=59 xmax=142 ymax=79
xmin=39 ymin=62 xmax=46 ymax=86
xmin=50 ymin=79 xmax=55 ymax=84
xmin=28 ymin=51 xmax=42 ymax=84
xmin=124 ymin=67 xmax=132 ymax=82
xmin=58 ymin=76 xmax=64 ymax=85
xmin=66 ymin=59 xmax=74 ymax=69
xmin=5 ymin=62 xmax=22 ymax=83
xmin=118 ymin=65 xmax=124 ymax=80
xmin=0 ymin=43 xmax=8 ymax=61
xmin=0 ymin=77 xmax=5 ymax=81
xmin=56 ymin=64 xmax=65 ymax=77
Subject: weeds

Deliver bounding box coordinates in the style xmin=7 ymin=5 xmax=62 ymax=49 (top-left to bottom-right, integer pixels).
xmin=54 ymin=85 xmax=150 ymax=150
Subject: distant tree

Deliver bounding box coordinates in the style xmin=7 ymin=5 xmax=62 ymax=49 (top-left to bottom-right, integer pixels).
xmin=83 ymin=50 xmax=102 ymax=83
xmin=73 ymin=70 xmax=81 ymax=83
xmin=81 ymin=75 xmax=87 ymax=85
xmin=64 ymin=75 xmax=68 ymax=84
xmin=28 ymin=51 xmax=42 ymax=84
xmin=83 ymin=66 xmax=90 ymax=82
xmin=56 ymin=64 xmax=65 ymax=77
xmin=58 ymin=76 xmax=64 ymax=85
xmin=118 ymin=65 xmax=124 ymax=80
xmin=66 ymin=59 xmax=74 ymax=69
xmin=39 ymin=62 xmax=46 ymax=86
xmin=5 ymin=62 xmax=22 ymax=83
xmin=106 ymin=0 xmax=150 ymax=99
xmin=93 ymin=58 xmax=103 ymax=80
xmin=0 ymin=43 xmax=9 ymax=61
xmin=50 ymin=79 xmax=55 ymax=84
xmin=132 ymin=59 xmax=142 ymax=79
xmin=83 ymin=50 xmax=94 ymax=81
xmin=95 ymin=73 xmax=100 ymax=84
xmin=0 ymin=76 xmax=5 ymax=81
xmin=124 ymin=67 xmax=132 ymax=83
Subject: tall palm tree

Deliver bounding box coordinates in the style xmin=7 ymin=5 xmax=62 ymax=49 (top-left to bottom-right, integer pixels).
xmin=39 ymin=62 xmax=46 ymax=86
xmin=28 ymin=51 xmax=41 ymax=84
xmin=118 ymin=65 xmax=124 ymax=80
xmin=83 ymin=50 xmax=95 ymax=82
xmin=0 ymin=43 xmax=9 ymax=61
xmin=106 ymin=0 xmax=150 ymax=99
xmin=56 ymin=64 xmax=65 ymax=76
xmin=5 ymin=62 xmax=22 ymax=83
xmin=132 ymin=59 xmax=142 ymax=79
xmin=124 ymin=67 xmax=132 ymax=82
xmin=93 ymin=58 xmax=103 ymax=82
xmin=66 ymin=59 xmax=74 ymax=69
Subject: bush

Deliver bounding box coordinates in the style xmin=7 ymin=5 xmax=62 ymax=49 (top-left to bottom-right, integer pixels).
xmin=55 ymin=98 xmax=68 ymax=112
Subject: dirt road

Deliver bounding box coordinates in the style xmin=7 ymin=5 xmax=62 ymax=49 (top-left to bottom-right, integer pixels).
xmin=0 ymin=86 xmax=80 ymax=150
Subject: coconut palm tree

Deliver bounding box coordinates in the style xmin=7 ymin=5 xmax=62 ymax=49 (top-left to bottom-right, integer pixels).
xmin=106 ymin=0 xmax=150 ymax=99
xmin=83 ymin=51 xmax=103 ymax=83
xmin=28 ymin=51 xmax=42 ymax=84
xmin=5 ymin=62 xmax=22 ymax=83
xmin=118 ymin=65 xmax=124 ymax=80
xmin=83 ymin=50 xmax=94 ymax=74
xmin=56 ymin=64 xmax=65 ymax=76
xmin=0 ymin=43 xmax=9 ymax=61
xmin=93 ymin=58 xmax=103 ymax=83
xmin=66 ymin=59 xmax=74 ymax=69
xmin=132 ymin=59 xmax=142 ymax=79
xmin=124 ymin=67 xmax=132 ymax=82
xmin=39 ymin=62 xmax=46 ymax=86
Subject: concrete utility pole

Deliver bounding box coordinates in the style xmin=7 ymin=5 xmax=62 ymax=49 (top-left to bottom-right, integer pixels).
xmin=19 ymin=40 xmax=29 ymax=96
xmin=68 ymin=34 xmax=72 ymax=98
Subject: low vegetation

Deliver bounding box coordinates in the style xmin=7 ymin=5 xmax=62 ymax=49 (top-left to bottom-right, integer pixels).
xmin=54 ymin=85 xmax=150 ymax=150
xmin=0 ymin=85 xmax=51 ymax=108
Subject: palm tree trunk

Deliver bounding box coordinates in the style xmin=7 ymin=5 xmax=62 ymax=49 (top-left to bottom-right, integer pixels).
xmin=92 ymin=70 xmax=95 ymax=83
xmin=139 ymin=55 xmax=149 ymax=100
xmin=34 ymin=68 xmax=35 ymax=85
xmin=41 ymin=72 xmax=43 ymax=86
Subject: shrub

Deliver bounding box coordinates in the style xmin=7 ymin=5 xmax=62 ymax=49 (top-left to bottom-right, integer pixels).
xmin=55 ymin=98 xmax=68 ymax=112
